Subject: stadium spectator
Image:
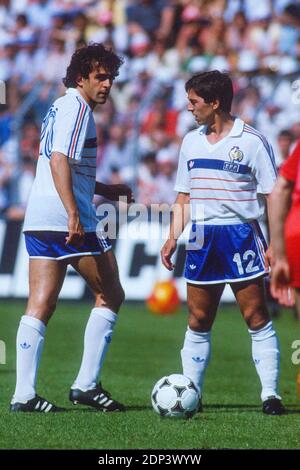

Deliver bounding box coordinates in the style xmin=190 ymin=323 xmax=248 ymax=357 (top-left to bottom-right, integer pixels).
xmin=0 ymin=0 xmax=299 ymax=216
xmin=137 ymin=151 xmax=160 ymax=206
xmin=99 ymin=122 xmax=134 ymax=184
xmin=10 ymin=43 xmax=134 ymax=413
xmin=0 ymin=148 xmax=13 ymax=214
xmin=161 ymin=71 xmax=285 ymax=415
xmin=275 ymin=129 xmax=295 ymax=166
xmin=126 ymin=0 xmax=175 ymax=40
xmin=269 ymin=140 xmax=300 ymax=320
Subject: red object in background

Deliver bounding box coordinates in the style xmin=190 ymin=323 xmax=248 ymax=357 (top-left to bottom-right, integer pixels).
xmin=146 ymin=280 xmax=180 ymax=315
xmin=141 ymin=108 xmax=178 ymax=138
xmin=280 ymin=140 xmax=300 ymax=288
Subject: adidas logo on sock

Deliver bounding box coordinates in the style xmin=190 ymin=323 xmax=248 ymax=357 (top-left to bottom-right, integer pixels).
xmin=192 ymin=356 xmax=205 ymax=363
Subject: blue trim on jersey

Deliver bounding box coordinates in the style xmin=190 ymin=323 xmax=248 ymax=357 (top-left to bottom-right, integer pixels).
xmin=73 ymin=99 xmax=88 ymax=158
xmin=244 ymin=125 xmax=277 ymax=175
xmin=187 ymin=158 xmax=251 ymax=175
xmin=67 ymin=99 xmax=83 ymax=159
xmin=184 ymin=222 xmax=268 ymax=284
xmin=24 ymin=231 xmax=111 ymax=259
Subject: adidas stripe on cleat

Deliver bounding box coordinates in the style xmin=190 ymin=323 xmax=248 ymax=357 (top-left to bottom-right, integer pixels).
xmin=10 ymin=395 xmax=65 ymax=413
xmin=69 ymin=382 xmax=125 ymax=412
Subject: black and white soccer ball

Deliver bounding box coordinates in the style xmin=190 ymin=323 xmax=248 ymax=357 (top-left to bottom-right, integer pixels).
xmin=151 ymin=374 xmax=199 ymax=419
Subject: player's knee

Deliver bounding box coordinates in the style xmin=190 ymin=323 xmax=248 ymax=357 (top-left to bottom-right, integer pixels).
xmin=187 ymin=302 xmax=212 ymax=331
xmin=188 ymin=316 xmax=212 ymax=331
xmin=242 ymin=304 xmax=269 ymax=330
xmin=96 ymin=284 xmax=125 ymax=312
xmin=27 ymin=298 xmax=57 ymax=318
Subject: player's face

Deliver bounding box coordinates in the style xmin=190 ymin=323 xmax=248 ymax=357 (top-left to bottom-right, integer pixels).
xmin=77 ymin=66 xmax=113 ymax=108
xmin=187 ymin=89 xmax=217 ymax=126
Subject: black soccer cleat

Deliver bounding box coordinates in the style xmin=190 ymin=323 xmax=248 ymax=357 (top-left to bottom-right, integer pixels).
xmin=10 ymin=395 xmax=65 ymax=413
xmin=262 ymin=397 xmax=286 ymax=415
xmin=69 ymin=382 xmax=125 ymax=412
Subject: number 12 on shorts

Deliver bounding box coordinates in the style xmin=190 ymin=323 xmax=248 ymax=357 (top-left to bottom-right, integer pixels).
xmin=233 ymin=250 xmax=259 ymax=275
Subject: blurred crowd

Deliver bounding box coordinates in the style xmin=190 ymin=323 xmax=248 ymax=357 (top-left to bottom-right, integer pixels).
xmin=0 ymin=0 xmax=300 ymax=218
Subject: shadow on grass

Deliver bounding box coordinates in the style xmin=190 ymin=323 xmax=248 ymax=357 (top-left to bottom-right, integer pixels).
xmin=42 ymin=403 xmax=300 ymax=414
xmin=203 ymin=403 xmax=300 ymax=414
xmin=64 ymin=405 xmax=152 ymax=412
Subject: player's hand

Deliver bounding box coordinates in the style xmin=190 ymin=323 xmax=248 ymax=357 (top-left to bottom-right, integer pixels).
xmin=264 ymin=245 xmax=273 ymax=269
xmin=161 ymin=239 xmax=177 ymax=271
xmin=105 ymin=184 xmax=135 ymax=203
xmin=66 ymin=214 xmax=85 ymax=247
xmin=270 ymin=259 xmax=295 ymax=307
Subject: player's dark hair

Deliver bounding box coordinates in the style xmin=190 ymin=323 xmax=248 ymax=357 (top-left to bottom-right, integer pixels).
xmin=185 ymin=70 xmax=233 ymax=113
xmin=63 ymin=43 xmax=124 ymax=88
xmin=278 ymin=129 xmax=294 ymax=140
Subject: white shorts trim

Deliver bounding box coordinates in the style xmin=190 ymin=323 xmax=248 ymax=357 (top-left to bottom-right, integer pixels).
xmin=29 ymin=247 xmax=111 ymax=261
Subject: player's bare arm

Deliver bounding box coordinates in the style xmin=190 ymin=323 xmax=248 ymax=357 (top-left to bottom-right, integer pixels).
xmin=161 ymin=192 xmax=190 ymax=271
xmin=269 ymin=176 xmax=293 ymax=260
xmin=268 ymin=175 xmax=295 ymax=305
xmin=50 ymin=151 xmax=84 ymax=247
xmin=95 ymin=181 xmax=134 ymax=202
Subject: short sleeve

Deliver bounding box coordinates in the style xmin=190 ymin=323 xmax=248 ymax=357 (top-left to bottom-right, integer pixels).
xmin=52 ymin=97 xmax=90 ymax=160
xmin=280 ymin=140 xmax=300 ymax=183
xmin=174 ymin=140 xmax=190 ymax=193
xmin=253 ymin=140 xmax=278 ymax=194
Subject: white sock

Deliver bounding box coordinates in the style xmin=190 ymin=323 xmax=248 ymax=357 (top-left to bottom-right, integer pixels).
xmin=72 ymin=307 xmax=117 ymax=391
xmin=181 ymin=327 xmax=211 ymax=396
xmin=248 ymin=321 xmax=281 ymax=401
xmin=12 ymin=315 xmax=46 ymax=403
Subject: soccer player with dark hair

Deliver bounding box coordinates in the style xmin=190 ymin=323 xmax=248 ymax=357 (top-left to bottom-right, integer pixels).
xmin=10 ymin=43 xmax=133 ymax=413
xmin=161 ymin=70 xmax=285 ymax=415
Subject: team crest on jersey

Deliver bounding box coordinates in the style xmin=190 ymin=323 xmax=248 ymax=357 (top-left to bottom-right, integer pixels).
xmin=229 ymin=146 xmax=244 ymax=162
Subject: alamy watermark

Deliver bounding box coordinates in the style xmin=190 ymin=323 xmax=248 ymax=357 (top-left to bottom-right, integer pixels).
xmin=0 ymin=340 xmax=6 ymax=365
xmin=96 ymin=199 xmax=205 ymax=250
xmin=0 ymin=80 xmax=6 ymax=105
xmin=291 ymin=340 xmax=300 ymax=365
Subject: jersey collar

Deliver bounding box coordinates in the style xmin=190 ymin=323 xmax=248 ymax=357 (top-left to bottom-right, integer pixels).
xmin=66 ymin=87 xmax=91 ymax=109
xmin=198 ymin=117 xmax=244 ymax=137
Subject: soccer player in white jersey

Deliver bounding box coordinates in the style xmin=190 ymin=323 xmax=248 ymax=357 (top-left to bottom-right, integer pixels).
xmin=161 ymin=71 xmax=285 ymax=415
xmin=10 ymin=43 xmax=134 ymax=413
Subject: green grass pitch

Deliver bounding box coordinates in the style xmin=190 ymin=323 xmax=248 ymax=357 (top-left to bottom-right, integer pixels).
xmin=0 ymin=301 xmax=299 ymax=449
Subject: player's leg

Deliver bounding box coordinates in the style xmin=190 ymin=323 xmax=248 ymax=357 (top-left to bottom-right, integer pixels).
xmin=181 ymin=283 xmax=225 ymax=400
xmin=70 ymin=249 xmax=124 ymax=312
xmin=68 ymin=251 xmax=125 ymax=411
xmin=231 ymin=277 xmax=285 ymax=414
xmin=11 ymin=259 xmax=67 ymax=412
xmin=26 ymin=258 xmax=68 ymax=322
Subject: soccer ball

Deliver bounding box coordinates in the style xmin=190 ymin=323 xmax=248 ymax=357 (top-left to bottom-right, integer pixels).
xmin=146 ymin=280 xmax=180 ymax=315
xmin=151 ymin=374 xmax=199 ymax=419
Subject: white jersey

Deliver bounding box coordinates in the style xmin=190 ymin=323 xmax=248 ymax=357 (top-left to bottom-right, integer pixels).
xmin=24 ymin=88 xmax=98 ymax=232
xmin=174 ymin=118 xmax=277 ymax=224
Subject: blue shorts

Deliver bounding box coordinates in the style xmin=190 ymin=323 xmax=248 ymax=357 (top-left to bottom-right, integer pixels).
xmin=185 ymin=221 xmax=268 ymax=284
xmin=24 ymin=231 xmax=111 ymax=260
